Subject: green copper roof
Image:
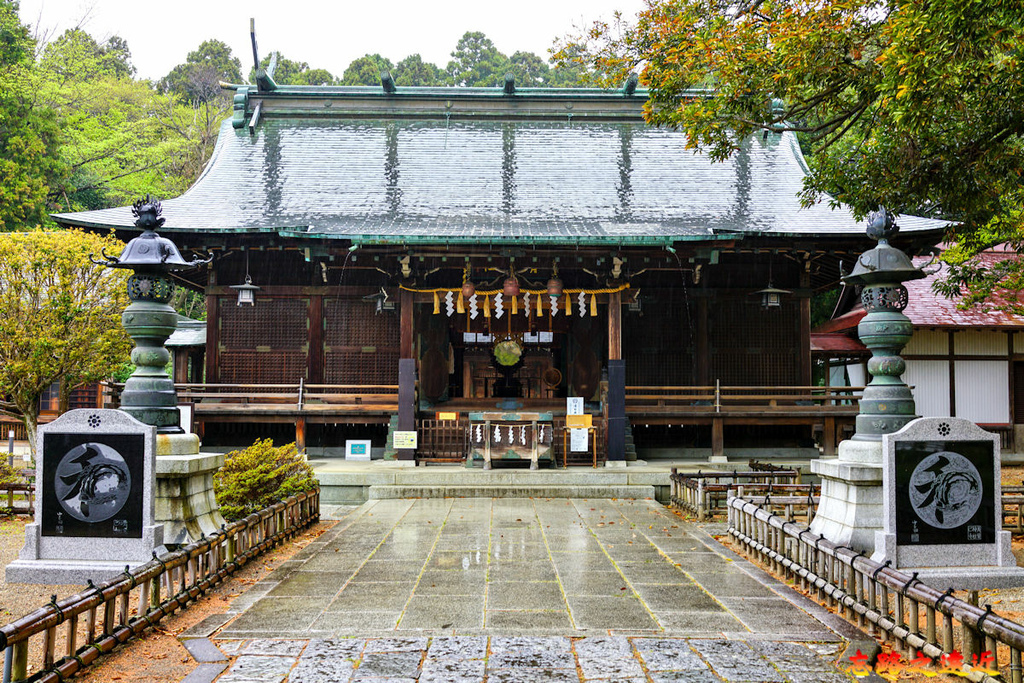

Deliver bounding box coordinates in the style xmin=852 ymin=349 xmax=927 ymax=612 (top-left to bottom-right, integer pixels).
xmin=53 ymin=90 xmax=949 ymax=245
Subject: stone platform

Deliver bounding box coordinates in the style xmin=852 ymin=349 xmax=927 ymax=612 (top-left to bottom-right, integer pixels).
xmin=193 ymin=498 xmax=866 ymax=682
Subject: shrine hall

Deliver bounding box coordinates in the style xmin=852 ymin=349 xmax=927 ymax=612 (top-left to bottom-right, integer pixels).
xmin=53 ymin=78 xmax=948 ymax=465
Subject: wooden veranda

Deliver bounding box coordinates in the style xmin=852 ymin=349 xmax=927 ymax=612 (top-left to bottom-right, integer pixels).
xmin=103 ymin=382 xmax=860 ymax=461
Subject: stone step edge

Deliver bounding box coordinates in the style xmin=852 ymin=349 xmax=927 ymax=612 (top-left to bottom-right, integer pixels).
xmin=367 ymin=484 xmax=656 ymax=500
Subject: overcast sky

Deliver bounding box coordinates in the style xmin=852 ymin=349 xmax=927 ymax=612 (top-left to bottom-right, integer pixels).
xmin=18 ymin=0 xmax=647 ymax=82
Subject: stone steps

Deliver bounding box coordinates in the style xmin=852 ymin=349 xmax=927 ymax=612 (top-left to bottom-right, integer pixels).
xmin=368 ymin=484 xmax=656 ymax=500
xmin=315 ymin=466 xmax=672 ymax=504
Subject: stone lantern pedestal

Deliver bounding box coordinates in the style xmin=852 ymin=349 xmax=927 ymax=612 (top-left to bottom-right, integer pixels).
xmin=810 ymin=210 xmax=928 ymax=552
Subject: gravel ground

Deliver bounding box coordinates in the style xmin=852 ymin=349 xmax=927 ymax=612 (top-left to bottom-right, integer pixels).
xmin=0 ymin=515 xmax=84 ymax=622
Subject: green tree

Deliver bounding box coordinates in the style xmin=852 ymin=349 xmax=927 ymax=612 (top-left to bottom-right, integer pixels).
xmin=0 ymin=230 xmax=131 ymax=455
xmin=507 ymin=50 xmax=549 ymax=86
xmin=447 ymin=31 xmax=509 ymax=86
xmin=161 ymin=39 xmax=242 ymax=104
xmin=36 ymin=29 xmax=192 ymax=211
xmin=555 ymin=1 xmax=1024 ymax=298
xmin=0 ymin=0 xmax=64 ymax=230
xmin=394 ymin=53 xmax=446 ymax=87
xmin=341 ymin=53 xmax=393 ymax=85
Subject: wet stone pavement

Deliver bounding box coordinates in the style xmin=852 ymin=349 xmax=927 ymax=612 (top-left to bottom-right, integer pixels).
xmin=199 ymin=498 xmax=860 ymax=682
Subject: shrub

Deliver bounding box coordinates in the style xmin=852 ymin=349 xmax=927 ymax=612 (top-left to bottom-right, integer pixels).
xmin=213 ymin=439 xmax=318 ymax=521
xmin=0 ymin=460 xmax=19 ymax=486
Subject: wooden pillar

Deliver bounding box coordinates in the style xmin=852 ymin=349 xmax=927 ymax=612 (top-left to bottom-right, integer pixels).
xmin=295 ymin=417 xmax=307 ymax=454
xmin=696 ymin=296 xmax=709 ymax=385
xmin=799 ymin=272 xmax=812 ymax=386
xmin=711 ymin=417 xmax=724 ymax=459
xmin=607 ymin=291 xmax=625 ymax=462
xmin=173 ymin=349 xmax=189 ymax=384
xmin=823 ymin=416 xmax=836 ymax=456
xmin=205 ymin=289 xmax=219 ymax=384
xmin=308 ymin=294 xmax=323 ymax=384
xmin=397 ymin=288 xmax=416 ymax=461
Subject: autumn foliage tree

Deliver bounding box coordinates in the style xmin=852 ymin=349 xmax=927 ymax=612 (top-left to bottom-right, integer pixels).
xmin=0 ymin=230 xmax=131 ymax=454
xmin=555 ymin=0 xmax=1024 ymax=304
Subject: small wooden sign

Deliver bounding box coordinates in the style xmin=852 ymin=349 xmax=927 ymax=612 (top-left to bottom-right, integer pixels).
xmin=565 ymin=414 xmax=592 ymax=429
xmin=436 ymin=412 xmax=458 ymax=421
xmin=393 ymin=431 xmax=418 ymax=449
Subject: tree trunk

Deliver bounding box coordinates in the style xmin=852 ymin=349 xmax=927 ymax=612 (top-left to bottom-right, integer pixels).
xmin=58 ymin=378 xmax=71 ymax=416
xmin=23 ymin=410 xmax=39 ymax=461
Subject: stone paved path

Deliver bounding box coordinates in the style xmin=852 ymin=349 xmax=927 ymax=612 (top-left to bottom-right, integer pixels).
xmin=201 ymin=498 xmax=861 ymax=682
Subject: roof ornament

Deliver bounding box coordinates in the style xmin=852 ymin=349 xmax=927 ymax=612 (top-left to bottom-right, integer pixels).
xmin=503 ymin=73 xmax=516 ymax=95
xmin=623 ymin=73 xmax=639 ymax=96
xmin=250 ymin=19 xmax=278 ymax=93
xmin=381 ymin=70 xmax=397 ymax=94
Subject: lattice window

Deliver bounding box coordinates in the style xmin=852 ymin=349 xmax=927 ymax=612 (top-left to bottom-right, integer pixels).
xmin=219 ymin=351 xmax=308 ymax=384
xmin=217 ymin=297 xmax=310 ymax=384
xmin=324 ymin=298 xmax=400 ymax=384
xmin=709 ymin=294 xmax=798 ymax=385
xmin=220 ymin=298 xmax=309 ymax=350
xmin=624 ymin=290 xmax=694 ymax=385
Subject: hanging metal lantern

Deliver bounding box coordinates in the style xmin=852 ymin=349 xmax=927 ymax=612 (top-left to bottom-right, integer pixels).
xmin=753 ymin=284 xmax=791 ymax=309
xmin=231 ymin=274 xmax=260 ymax=306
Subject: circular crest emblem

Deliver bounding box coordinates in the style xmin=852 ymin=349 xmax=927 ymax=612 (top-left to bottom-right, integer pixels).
xmin=53 ymin=442 xmax=132 ymax=523
xmin=908 ymin=451 xmax=982 ymax=529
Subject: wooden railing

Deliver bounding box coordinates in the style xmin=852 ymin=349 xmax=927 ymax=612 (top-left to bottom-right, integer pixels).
xmin=669 ymin=466 xmax=806 ymax=521
xmin=1 ymin=470 xmax=34 ymax=516
xmin=0 ymin=490 xmax=319 ymax=683
xmin=104 ymin=382 xmax=400 ymax=413
xmin=626 ymin=384 xmax=864 ymax=412
xmin=729 ymin=496 xmax=1023 ymax=682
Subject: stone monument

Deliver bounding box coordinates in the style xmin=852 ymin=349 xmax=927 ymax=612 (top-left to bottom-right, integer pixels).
xmin=810 ymin=210 xmax=933 ymax=550
xmin=6 ymin=410 xmax=164 ymax=584
xmin=874 ymin=417 xmax=1024 ymax=588
xmin=93 ymin=197 xmax=225 ymax=545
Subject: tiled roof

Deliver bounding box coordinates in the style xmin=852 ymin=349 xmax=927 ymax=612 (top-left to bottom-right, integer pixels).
xmin=810 ymin=333 xmax=867 ymax=353
xmin=904 ymin=252 xmax=1024 ymax=329
xmin=166 ymin=316 xmax=206 ymax=347
xmin=53 ymin=97 xmax=950 ymax=245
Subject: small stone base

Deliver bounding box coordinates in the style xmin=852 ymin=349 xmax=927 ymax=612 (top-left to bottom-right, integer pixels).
xmin=809 ymin=441 xmax=884 ymax=552
xmin=375 ymin=460 xmax=418 ymax=468
xmin=604 ymin=460 xmax=627 ymax=469
xmin=5 ymin=557 xmax=157 ymax=585
xmin=156 ymin=449 xmax=225 ymax=546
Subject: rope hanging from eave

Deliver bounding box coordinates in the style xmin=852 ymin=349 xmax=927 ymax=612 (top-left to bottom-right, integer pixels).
xmin=399 ymin=284 xmax=630 ymax=295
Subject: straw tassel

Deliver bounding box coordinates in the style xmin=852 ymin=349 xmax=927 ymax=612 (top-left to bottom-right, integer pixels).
xmin=537 ymin=291 xmax=543 ymax=317
xmin=484 ymin=295 xmax=490 ymax=318
xmin=564 ymin=292 xmax=571 ymax=312
xmin=590 ymin=293 xmax=597 ymax=317
xmin=433 ymin=291 xmax=440 ymax=315
xmin=457 ymin=291 xmax=465 ymax=314
xmin=511 ymin=295 xmax=518 ymax=315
